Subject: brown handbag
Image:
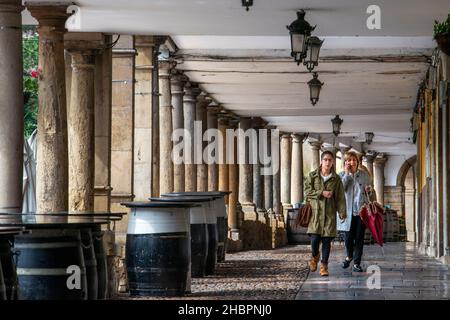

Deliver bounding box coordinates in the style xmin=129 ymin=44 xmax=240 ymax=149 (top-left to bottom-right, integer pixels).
xmin=294 ymin=202 xmax=312 ymax=228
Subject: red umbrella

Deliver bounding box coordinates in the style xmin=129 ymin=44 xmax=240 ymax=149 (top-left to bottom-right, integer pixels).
xmin=359 ymin=201 xmax=384 ymax=246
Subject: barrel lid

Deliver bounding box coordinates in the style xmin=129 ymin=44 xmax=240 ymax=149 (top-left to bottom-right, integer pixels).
xmin=161 ymin=191 xmax=231 ymax=199
xmin=0 ymin=212 xmax=126 ymax=221
xmin=0 ymin=214 xmax=109 ymax=228
xmin=121 ymin=201 xmax=200 ymax=208
xmin=149 ymin=197 xmax=214 ymax=203
xmin=0 ymin=226 xmax=27 ymax=236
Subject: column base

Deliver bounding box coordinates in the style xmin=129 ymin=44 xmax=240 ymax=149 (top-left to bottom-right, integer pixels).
xmin=282 ymin=203 xmax=293 ymax=224
xmin=241 ymin=202 xmax=258 ymax=221
xmin=226 ymin=229 xmax=243 ymax=253
xmin=240 ymin=204 xmax=272 ymax=250
xmin=270 ymin=213 xmax=288 ymax=249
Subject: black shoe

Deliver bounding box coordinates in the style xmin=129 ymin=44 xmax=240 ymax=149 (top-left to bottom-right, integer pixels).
xmin=352 ymin=264 xmax=363 ymax=272
xmin=341 ymin=258 xmax=352 ymax=269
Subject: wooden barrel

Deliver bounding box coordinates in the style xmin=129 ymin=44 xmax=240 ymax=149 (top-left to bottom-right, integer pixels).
xmin=150 ymin=197 xmax=212 ymax=278
xmin=13 ymin=229 xmax=87 ymax=300
xmin=383 ymin=209 xmax=400 ymax=242
xmin=286 ymin=209 xmax=309 ymax=244
xmin=123 ymin=202 xmax=196 ymax=297
xmin=80 ymin=229 xmax=98 ymax=300
xmin=92 ymin=228 xmax=108 ymax=299
xmin=0 ymin=257 xmax=6 ymax=300
xmin=162 ymin=192 xmax=229 ymax=263
xmin=364 ymin=228 xmax=373 ymax=245
xmin=0 ymin=237 xmax=17 ymax=300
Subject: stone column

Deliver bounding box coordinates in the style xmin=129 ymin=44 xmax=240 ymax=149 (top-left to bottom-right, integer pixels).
xmin=27 ymin=4 xmax=70 ymax=213
xmin=309 ymin=140 xmax=322 ymax=171
xmin=196 ymin=94 xmax=210 ymax=192
xmin=151 ymin=38 xmax=164 ymax=197
xmin=291 ymin=133 xmax=304 ymax=205
xmin=0 ymin=0 xmax=23 ymax=213
xmin=133 ymin=36 xmax=154 ymax=201
xmin=94 ymin=35 xmax=112 ymax=212
xmin=228 ymin=117 xmax=240 ymax=239
xmin=374 ymin=155 xmax=387 ymax=205
xmin=252 ymin=118 xmax=266 ymax=217
xmin=238 ymin=117 xmax=257 ymax=219
xmin=171 ymin=70 xmax=187 ymax=192
xmin=363 ymin=153 xmax=376 ymax=184
xmin=280 ymin=133 xmax=292 ymax=214
xmin=207 ymin=104 xmax=221 ymax=191
xmin=218 ymin=114 xmax=230 ymax=196
xmin=183 ymin=82 xmax=200 ymax=192
xmin=264 ymin=127 xmax=274 ymax=213
xmin=273 ymin=136 xmax=282 ymax=217
xmin=65 ymin=33 xmax=105 ymax=212
xmin=159 ymin=60 xmax=174 ymax=195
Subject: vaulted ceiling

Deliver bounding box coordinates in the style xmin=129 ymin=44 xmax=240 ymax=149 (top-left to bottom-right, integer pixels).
xmin=23 ymin=0 xmax=450 ymax=156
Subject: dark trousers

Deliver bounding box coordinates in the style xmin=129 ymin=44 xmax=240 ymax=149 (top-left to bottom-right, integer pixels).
xmin=343 ymin=215 xmax=366 ymax=265
xmin=310 ymin=234 xmax=333 ymax=264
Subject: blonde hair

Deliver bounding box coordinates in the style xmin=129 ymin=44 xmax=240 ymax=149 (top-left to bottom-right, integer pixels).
xmin=344 ymin=151 xmax=360 ymax=168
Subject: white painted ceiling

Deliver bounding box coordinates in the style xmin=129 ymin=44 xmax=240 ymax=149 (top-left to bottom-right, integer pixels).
xmin=23 ymin=0 xmax=448 ymax=156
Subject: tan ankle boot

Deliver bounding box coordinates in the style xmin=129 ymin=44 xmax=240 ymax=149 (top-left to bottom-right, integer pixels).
xmin=308 ymin=254 xmax=320 ymax=272
xmin=320 ymin=263 xmax=329 ymax=276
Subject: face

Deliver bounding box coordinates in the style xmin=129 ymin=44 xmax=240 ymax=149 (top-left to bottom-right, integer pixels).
xmin=345 ymin=156 xmax=359 ymax=172
xmin=321 ymin=154 xmax=334 ymax=172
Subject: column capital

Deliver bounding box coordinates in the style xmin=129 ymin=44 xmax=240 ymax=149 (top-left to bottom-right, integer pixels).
xmin=308 ymin=139 xmax=323 ymax=150
xmin=183 ymin=82 xmax=201 ymax=102
xmin=251 ymin=117 xmax=267 ymax=129
xmin=26 ymin=3 xmax=70 ymax=29
xmin=374 ymin=155 xmax=387 ymax=166
xmin=291 ymin=133 xmax=306 ymax=143
xmin=363 ymin=153 xmax=377 ymax=163
xmin=207 ymin=104 xmax=222 ymax=115
xmin=134 ymin=35 xmax=156 ymax=47
xmin=170 ymin=70 xmax=188 ymax=96
xmin=158 ymin=60 xmax=176 ymax=77
xmin=280 ymin=132 xmax=292 ymax=140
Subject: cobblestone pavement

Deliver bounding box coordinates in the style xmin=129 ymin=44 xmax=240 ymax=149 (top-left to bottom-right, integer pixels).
xmin=126 ymin=245 xmax=310 ymax=300
xmin=296 ymin=242 xmax=450 ymax=300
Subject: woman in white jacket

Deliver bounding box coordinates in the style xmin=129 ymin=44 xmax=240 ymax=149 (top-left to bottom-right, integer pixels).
xmin=337 ymin=151 xmax=373 ymax=272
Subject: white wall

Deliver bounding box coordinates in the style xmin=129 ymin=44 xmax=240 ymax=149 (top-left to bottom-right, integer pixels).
xmin=385 ymin=155 xmax=409 ymax=186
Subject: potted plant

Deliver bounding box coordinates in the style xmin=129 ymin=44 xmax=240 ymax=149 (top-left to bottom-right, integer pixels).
xmin=434 ymin=14 xmax=450 ymax=55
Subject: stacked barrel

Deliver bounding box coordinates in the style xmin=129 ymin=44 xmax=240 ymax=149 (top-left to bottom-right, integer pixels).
xmin=0 ymin=213 xmax=124 ymax=300
xmin=122 ymin=191 xmax=231 ymax=297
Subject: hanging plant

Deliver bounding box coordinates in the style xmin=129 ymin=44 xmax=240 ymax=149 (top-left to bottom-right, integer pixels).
xmin=434 ymin=14 xmax=450 ymax=55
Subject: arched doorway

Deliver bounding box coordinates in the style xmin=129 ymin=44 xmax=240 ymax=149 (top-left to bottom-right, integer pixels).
xmin=397 ymin=156 xmax=418 ymax=242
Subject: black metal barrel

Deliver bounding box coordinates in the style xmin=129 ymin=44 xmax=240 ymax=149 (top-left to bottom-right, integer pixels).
xmin=122 ymin=202 xmax=198 ymax=297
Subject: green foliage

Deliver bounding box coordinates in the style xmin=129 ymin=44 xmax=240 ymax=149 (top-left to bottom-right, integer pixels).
xmin=22 ymin=26 xmax=39 ymax=138
xmin=434 ymin=14 xmax=450 ymax=36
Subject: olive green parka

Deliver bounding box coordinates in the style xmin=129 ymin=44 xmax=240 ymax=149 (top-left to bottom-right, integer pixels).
xmin=304 ymin=168 xmax=347 ymax=237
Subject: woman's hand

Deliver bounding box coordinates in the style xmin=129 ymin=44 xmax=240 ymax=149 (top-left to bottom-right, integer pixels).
xmin=322 ymin=191 xmax=333 ymax=199
xmin=365 ymin=185 xmax=372 ymax=193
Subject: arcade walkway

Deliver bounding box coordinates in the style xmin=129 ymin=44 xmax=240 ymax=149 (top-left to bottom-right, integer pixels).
xmin=296 ymin=242 xmax=450 ymax=300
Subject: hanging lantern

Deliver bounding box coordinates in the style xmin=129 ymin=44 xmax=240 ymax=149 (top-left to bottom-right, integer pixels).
xmin=286 ymin=10 xmax=315 ymax=65
xmin=242 ymin=0 xmax=253 ymax=11
xmin=331 ymin=115 xmax=343 ymax=136
xmin=365 ymin=132 xmax=374 ymax=145
xmin=303 ymin=36 xmax=324 ymax=71
xmin=307 ymin=72 xmax=324 ymax=106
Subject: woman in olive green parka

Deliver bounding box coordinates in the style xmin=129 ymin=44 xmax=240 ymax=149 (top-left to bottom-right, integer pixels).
xmin=304 ymin=151 xmax=347 ymax=276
